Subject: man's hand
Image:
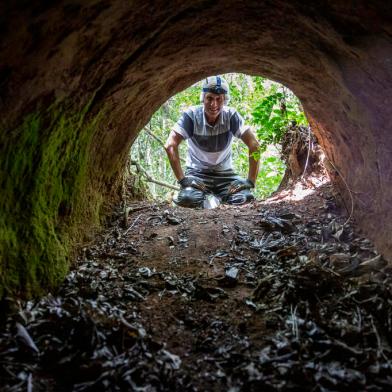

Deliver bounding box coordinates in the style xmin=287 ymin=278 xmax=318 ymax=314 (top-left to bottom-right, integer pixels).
xmin=178 ymin=176 xmax=207 ymax=192
xmin=228 ymin=178 xmax=254 ymax=194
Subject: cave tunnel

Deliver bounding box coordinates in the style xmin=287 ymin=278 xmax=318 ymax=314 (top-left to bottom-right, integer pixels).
xmin=1 ymin=1 xmax=391 ymax=297
xmin=2 ymin=1 xmax=392 ymax=389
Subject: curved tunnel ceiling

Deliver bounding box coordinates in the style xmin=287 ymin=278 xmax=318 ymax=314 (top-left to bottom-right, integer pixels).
xmin=0 ymin=0 xmax=391 ymax=294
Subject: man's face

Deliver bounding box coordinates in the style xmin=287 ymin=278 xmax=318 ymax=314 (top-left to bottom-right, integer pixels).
xmin=203 ymin=92 xmax=224 ymax=122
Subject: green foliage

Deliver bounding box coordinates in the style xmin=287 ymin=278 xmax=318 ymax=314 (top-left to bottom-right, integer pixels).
xmin=0 ymin=103 xmax=104 ymax=297
xmin=131 ymin=73 xmax=307 ymax=200
xmin=252 ymin=91 xmax=308 ymax=152
xmin=257 ymin=155 xmax=286 ymax=198
xmin=130 ymin=85 xmax=201 ymax=199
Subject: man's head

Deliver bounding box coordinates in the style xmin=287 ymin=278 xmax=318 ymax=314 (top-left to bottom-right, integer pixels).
xmin=200 ymin=76 xmax=230 ymax=122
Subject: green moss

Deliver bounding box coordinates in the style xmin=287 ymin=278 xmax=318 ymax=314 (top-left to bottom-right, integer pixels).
xmin=0 ymin=103 xmax=105 ymax=297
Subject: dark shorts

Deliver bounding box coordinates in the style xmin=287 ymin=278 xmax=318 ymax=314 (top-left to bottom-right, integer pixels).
xmin=174 ymin=167 xmax=254 ymax=208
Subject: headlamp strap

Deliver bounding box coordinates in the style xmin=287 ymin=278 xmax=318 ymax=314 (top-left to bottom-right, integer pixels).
xmin=202 ymin=76 xmax=226 ymax=94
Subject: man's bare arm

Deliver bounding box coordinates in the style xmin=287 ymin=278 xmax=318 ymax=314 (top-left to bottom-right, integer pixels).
xmin=164 ymin=130 xmax=185 ymax=181
xmin=241 ymin=128 xmax=260 ymax=184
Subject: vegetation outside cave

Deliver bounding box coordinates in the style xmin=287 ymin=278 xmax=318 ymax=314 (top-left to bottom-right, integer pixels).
xmin=130 ymin=73 xmax=310 ymax=201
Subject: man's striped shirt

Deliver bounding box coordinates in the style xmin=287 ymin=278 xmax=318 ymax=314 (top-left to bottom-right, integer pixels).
xmin=173 ymin=106 xmax=250 ymax=171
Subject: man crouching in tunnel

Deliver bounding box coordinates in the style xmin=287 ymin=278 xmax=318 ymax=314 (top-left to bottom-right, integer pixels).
xmin=164 ymin=76 xmax=260 ymax=208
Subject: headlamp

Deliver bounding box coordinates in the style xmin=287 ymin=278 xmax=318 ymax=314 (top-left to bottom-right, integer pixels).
xmin=202 ymin=87 xmax=227 ymax=94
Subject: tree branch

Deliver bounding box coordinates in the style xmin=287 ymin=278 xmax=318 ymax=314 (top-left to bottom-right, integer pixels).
xmin=145 ymin=128 xmax=186 ymax=163
xmin=145 ymin=128 xmax=165 ymax=146
xmin=131 ymin=160 xmax=180 ymax=191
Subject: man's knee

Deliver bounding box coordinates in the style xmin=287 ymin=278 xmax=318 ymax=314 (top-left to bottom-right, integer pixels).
xmin=174 ymin=187 xmax=205 ymax=208
xmin=226 ymin=190 xmax=254 ymax=205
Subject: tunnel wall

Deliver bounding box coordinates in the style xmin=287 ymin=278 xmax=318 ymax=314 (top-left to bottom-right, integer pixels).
xmin=0 ymin=0 xmax=391 ymax=296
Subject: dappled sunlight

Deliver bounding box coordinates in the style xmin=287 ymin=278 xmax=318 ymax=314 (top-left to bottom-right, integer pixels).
xmin=264 ymin=174 xmax=331 ymax=204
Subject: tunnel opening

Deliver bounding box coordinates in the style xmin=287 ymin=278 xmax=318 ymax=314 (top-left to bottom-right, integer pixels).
xmin=129 ymin=73 xmax=327 ymax=205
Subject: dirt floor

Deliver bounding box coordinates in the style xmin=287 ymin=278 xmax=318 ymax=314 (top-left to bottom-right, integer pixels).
xmin=1 ymin=177 xmax=392 ymax=391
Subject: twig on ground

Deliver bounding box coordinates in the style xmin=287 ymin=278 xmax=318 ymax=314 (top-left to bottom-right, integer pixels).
xmin=124 ymin=213 xmax=143 ymax=235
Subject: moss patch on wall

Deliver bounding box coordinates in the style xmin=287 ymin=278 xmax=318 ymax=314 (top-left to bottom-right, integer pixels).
xmin=0 ymin=102 xmax=105 ymax=298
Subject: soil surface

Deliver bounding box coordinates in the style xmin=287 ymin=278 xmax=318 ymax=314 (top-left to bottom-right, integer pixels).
xmin=1 ymin=178 xmax=392 ymax=391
